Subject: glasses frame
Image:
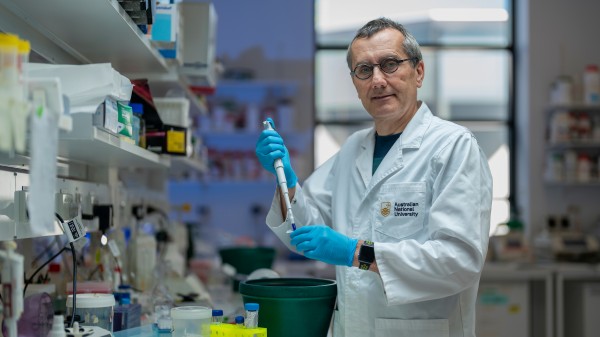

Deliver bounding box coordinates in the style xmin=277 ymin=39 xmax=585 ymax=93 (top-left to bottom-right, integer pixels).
xmin=350 ymin=57 xmax=417 ymax=80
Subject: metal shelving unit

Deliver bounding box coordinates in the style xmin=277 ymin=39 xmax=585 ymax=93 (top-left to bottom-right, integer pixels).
xmin=0 ymin=0 xmax=168 ymax=73
xmin=0 ymin=0 xmax=211 ymax=113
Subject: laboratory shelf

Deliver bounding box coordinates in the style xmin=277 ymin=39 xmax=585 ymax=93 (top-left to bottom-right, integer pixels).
xmin=546 ymin=141 xmax=600 ymax=150
xmin=547 ymin=103 xmax=600 ymax=113
xmin=59 ymin=114 xmax=169 ymax=170
xmin=145 ymin=70 xmax=209 ymax=116
xmin=170 ymin=156 xmax=208 ymax=174
xmin=0 ymin=0 xmax=169 ymax=75
xmin=544 ymin=180 xmax=600 ymax=187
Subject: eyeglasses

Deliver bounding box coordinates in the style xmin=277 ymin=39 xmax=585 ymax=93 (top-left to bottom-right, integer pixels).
xmin=351 ymin=57 xmax=417 ymax=80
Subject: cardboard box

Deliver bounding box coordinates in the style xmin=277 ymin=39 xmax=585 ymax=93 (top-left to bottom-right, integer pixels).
xmin=146 ymin=124 xmax=187 ymax=156
xmin=93 ymin=97 xmax=119 ymax=134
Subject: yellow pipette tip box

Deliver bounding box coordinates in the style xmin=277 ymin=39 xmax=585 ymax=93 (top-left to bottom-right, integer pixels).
xmin=210 ymin=324 xmax=267 ymax=337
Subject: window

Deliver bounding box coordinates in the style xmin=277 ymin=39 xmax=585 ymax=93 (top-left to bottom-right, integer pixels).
xmin=315 ymin=0 xmax=513 ymax=234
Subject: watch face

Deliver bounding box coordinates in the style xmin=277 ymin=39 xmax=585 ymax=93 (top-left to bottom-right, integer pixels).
xmin=359 ymin=243 xmax=375 ymax=263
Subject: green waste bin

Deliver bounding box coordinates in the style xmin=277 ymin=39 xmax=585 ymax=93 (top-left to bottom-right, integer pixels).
xmin=219 ymin=247 xmax=276 ymax=291
xmin=239 ymin=278 xmax=337 ymax=337
xmin=219 ymin=247 xmax=276 ymax=275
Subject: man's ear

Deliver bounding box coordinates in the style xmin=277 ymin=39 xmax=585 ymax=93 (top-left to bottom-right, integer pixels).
xmin=416 ymin=61 xmax=425 ymax=88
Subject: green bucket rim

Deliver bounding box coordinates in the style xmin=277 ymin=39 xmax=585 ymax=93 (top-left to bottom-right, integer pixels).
xmin=219 ymin=247 xmax=276 ymax=253
xmin=239 ymin=278 xmax=337 ymax=298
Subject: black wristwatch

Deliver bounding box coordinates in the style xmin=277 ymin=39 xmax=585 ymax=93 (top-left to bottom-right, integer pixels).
xmin=358 ymin=240 xmax=375 ymax=270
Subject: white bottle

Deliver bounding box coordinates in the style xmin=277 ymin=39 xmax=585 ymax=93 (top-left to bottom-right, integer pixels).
xmin=577 ymin=154 xmax=591 ymax=182
xmin=564 ymin=150 xmax=578 ymax=182
xmin=545 ymin=153 xmax=564 ymax=182
xmin=577 ymin=112 xmax=592 ymax=140
xmin=593 ymin=115 xmax=600 ymax=141
xmin=550 ymin=111 xmax=570 ymax=143
xmin=583 ymin=64 xmax=600 ymax=105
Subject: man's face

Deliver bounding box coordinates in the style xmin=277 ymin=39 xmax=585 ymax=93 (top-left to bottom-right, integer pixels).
xmin=350 ymin=28 xmax=424 ymax=123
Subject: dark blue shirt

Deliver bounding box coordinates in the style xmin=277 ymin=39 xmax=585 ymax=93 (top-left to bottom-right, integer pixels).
xmin=373 ymin=132 xmax=401 ymax=175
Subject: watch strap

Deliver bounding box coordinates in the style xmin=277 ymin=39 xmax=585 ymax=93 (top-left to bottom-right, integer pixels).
xmin=358 ymin=240 xmax=374 ymax=270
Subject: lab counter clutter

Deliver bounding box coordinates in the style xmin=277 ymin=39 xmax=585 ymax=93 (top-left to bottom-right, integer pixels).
xmin=7 ymin=236 xmax=600 ymax=337
xmin=111 ymin=277 xmax=336 ymax=337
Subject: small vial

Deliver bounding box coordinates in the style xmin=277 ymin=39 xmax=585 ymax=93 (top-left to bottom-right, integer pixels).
xmin=235 ymin=315 xmax=245 ymax=327
xmin=211 ymin=309 xmax=223 ymax=324
xmin=244 ymin=303 xmax=259 ymax=328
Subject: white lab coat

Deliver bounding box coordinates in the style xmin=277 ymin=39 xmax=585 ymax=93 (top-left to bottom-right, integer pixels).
xmin=266 ymin=102 xmax=493 ymax=337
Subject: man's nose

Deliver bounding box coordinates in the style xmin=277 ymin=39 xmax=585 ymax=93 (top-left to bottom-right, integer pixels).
xmin=371 ymin=66 xmax=387 ymax=88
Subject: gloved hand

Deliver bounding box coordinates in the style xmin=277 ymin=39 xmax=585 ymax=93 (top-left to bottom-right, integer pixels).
xmin=255 ymin=118 xmax=297 ymax=188
xmin=290 ymin=225 xmax=358 ymax=266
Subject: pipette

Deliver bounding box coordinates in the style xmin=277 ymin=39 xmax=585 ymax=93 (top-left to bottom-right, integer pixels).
xmin=263 ymin=120 xmax=296 ymax=231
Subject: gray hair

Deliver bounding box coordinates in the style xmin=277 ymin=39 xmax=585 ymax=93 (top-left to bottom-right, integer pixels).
xmin=346 ymin=17 xmax=422 ymax=70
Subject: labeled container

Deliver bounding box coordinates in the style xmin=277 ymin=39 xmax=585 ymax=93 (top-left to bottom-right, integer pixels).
xmin=584 ymin=64 xmax=600 ymax=105
xmin=66 ymin=293 xmax=115 ymax=332
xmin=170 ymin=306 xmax=212 ymax=337
xmin=550 ymin=75 xmax=573 ymax=105
xmin=239 ymin=278 xmax=337 ymax=337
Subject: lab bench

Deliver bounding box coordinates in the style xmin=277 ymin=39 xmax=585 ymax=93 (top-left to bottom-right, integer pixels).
xmin=479 ymin=262 xmax=600 ymax=337
xmin=112 ymin=262 xmax=600 ymax=337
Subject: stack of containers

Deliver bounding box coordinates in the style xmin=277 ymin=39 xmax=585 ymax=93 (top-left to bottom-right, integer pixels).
xmin=147 ymin=97 xmax=191 ymax=156
xmin=0 ymin=33 xmax=30 ymax=154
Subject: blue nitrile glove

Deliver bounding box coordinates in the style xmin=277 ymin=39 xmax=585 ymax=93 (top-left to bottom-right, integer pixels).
xmin=290 ymin=226 xmax=358 ymax=267
xmin=255 ymin=118 xmax=298 ymax=188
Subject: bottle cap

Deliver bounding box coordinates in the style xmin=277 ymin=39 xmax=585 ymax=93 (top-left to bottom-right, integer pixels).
xmin=129 ymin=103 xmax=144 ymax=115
xmin=212 ymin=309 xmax=223 ymax=316
xmin=48 ymin=263 xmax=60 ymax=272
xmin=244 ymin=303 xmax=259 ymax=311
xmin=235 ymin=315 xmax=244 ymax=324
xmin=586 ymin=64 xmax=599 ymax=72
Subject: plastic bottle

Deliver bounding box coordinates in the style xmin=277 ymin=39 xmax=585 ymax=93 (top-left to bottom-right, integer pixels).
xmin=577 ymin=154 xmax=591 ymax=182
xmin=550 ymin=111 xmax=570 ymax=143
xmin=129 ymin=103 xmax=146 ymax=148
xmin=584 ymin=64 xmax=600 ymax=105
xmin=550 ymin=75 xmax=573 ymax=104
xmin=235 ymin=315 xmax=245 ymax=327
xmin=545 ymin=153 xmax=564 ymax=182
xmin=577 ymin=112 xmax=592 ymax=140
xmin=593 ymin=115 xmax=600 ymax=141
xmin=244 ymin=303 xmax=259 ymax=329
xmin=48 ymin=315 xmax=66 ymax=337
xmin=211 ymin=309 xmax=223 ymax=325
xmin=564 ymin=150 xmax=578 ymax=181
xmin=48 ymin=262 xmax=66 ymax=299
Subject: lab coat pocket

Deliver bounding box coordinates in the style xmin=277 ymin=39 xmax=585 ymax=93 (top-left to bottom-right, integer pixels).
xmin=375 ymin=318 xmax=449 ymax=337
xmin=374 ymin=182 xmax=426 ymax=241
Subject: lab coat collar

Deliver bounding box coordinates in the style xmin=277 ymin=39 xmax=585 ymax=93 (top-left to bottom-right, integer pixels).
xmin=398 ymin=101 xmax=431 ymax=150
xmin=356 ymin=101 xmax=433 ymax=192
xmin=356 ymin=128 xmax=376 ymax=188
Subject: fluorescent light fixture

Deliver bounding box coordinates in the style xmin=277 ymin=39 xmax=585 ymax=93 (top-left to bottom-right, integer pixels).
xmin=429 ymin=8 xmax=508 ymax=22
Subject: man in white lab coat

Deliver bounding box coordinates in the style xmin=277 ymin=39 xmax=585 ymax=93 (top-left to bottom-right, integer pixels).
xmin=255 ymin=17 xmax=493 ymax=337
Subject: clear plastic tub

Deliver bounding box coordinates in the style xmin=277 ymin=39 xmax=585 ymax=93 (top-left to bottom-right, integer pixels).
xmin=171 ymin=306 xmax=212 ymax=337
xmin=66 ymin=293 xmax=115 ymax=332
